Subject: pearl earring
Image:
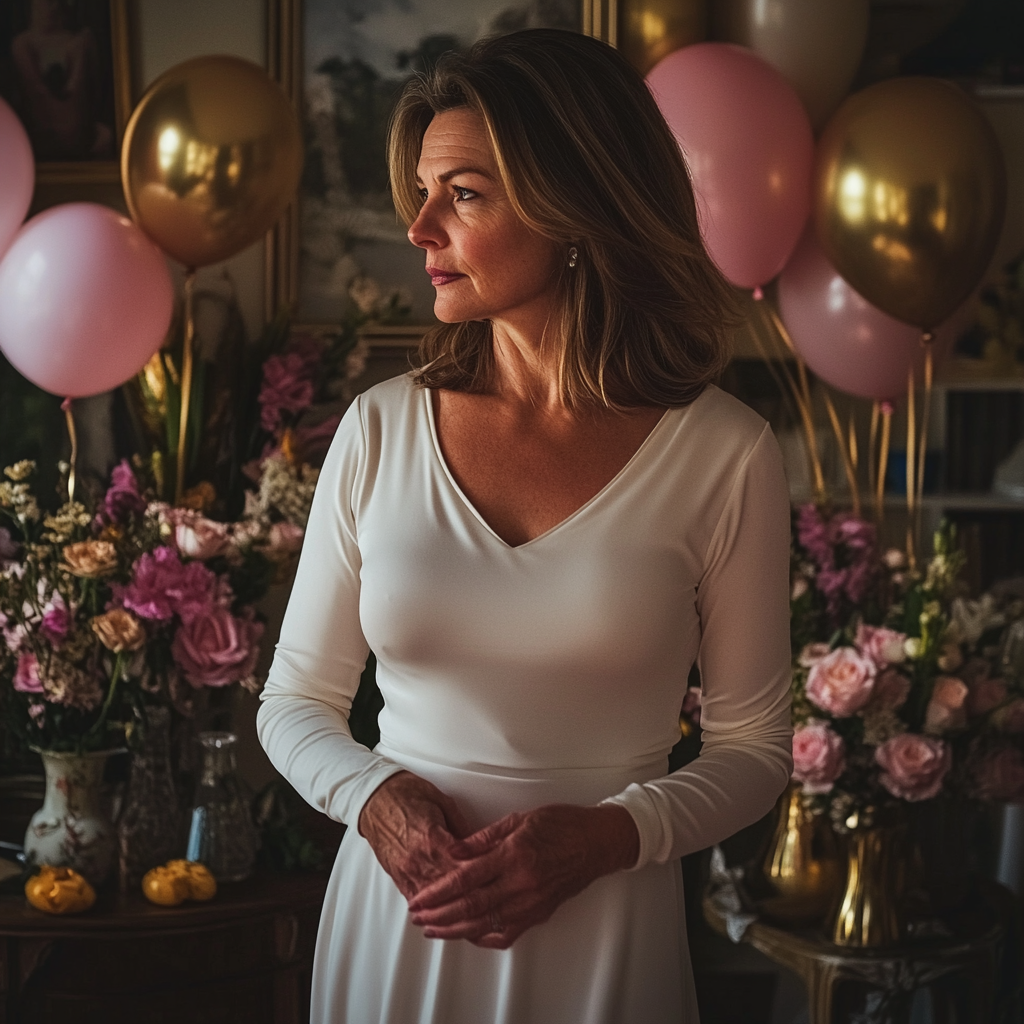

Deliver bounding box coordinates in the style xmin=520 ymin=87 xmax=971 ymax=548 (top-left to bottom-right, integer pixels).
xmin=568 ymin=246 xmax=579 ymax=268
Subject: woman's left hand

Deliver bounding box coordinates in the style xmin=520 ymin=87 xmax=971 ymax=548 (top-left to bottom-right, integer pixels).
xmin=406 ymin=803 xmax=639 ymax=949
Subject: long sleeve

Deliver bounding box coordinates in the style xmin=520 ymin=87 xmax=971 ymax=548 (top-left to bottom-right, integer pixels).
xmin=602 ymin=425 xmax=793 ymax=868
xmin=256 ymin=396 xmax=406 ymax=827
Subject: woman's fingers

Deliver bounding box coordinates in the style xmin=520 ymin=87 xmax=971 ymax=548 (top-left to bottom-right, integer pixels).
xmin=407 ymin=850 xmax=504 ymax=913
xmin=449 ymin=812 xmax=521 ymax=858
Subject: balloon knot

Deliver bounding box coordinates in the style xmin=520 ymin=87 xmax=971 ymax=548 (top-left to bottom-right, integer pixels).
xmin=920 ymin=331 xmax=934 ymax=345
xmin=752 ymin=286 xmax=764 ymax=301
xmin=61 ymin=398 xmax=73 ymax=412
xmin=880 ymin=401 xmax=895 ymax=416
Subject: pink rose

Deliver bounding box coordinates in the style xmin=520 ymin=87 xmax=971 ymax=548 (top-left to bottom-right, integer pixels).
xmin=973 ymin=748 xmax=1024 ymax=803
xmin=792 ymin=721 xmax=846 ymax=794
xmin=855 ymin=624 xmax=907 ymax=668
xmin=798 ymin=643 xmax=832 ymax=668
xmin=171 ymin=606 xmax=264 ymax=688
xmin=40 ymin=593 xmax=71 ymax=646
xmin=806 ymin=647 xmax=877 ymax=717
xmin=14 ymin=653 xmax=43 ymax=694
xmin=871 ymin=668 xmax=911 ymax=711
xmin=875 ymin=733 xmax=951 ymax=801
xmin=169 ymin=510 xmax=231 ymax=560
xmin=994 ymin=699 xmax=1024 ymax=734
xmin=924 ymin=676 xmax=969 ymax=734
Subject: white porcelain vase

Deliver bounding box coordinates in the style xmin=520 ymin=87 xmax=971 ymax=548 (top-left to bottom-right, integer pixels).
xmin=24 ymin=749 xmax=119 ymax=887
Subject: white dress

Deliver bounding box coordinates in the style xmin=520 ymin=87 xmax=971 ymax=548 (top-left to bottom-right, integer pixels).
xmin=257 ymin=373 xmax=793 ymax=1024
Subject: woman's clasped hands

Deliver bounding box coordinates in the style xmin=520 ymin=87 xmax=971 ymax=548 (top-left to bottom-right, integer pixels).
xmin=358 ymin=772 xmax=640 ymax=950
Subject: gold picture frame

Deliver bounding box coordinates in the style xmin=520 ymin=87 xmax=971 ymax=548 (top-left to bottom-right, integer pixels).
xmin=2 ymin=0 xmax=134 ymax=190
xmin=265 ymin=0 xmax=613 ymax=347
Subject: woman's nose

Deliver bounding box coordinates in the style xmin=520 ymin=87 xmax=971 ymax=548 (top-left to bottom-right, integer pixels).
xmin=408 ymin=201 xmax=445 ymax=250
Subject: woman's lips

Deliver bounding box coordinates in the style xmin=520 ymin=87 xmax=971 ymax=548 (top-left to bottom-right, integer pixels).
xmin=426 ymin=267 xmax=465 ymax=286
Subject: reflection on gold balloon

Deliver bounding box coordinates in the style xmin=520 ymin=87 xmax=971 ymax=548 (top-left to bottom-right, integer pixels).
xmin=815 ymin=77 xmax=1005 ymax=329
xmin=619 ymin=0 xmax=706 ymax=76
xmin=121 ymin=56 xmax=302 ymax=268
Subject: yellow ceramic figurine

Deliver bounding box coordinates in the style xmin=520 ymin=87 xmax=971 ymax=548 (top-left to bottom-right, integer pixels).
xmin=25 ymin=866 xmax=97 ymax=914
xmin=142 ymin=860 xmax=217 ymax=906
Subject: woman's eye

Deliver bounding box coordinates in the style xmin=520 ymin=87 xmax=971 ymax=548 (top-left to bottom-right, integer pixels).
xmin=417 ymin=187 xmax=429 ymax=201
xmin=453 ymin=186 xmax=475 ymax=201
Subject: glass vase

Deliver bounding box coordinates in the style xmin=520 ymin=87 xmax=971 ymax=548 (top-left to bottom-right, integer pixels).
xmin=186 ymin=731 xmax=258 ymax=882
xmin=831 ymin=821 xmax=908 ymax=947
xmin=25 ymin=748 xmax=120 ymax=887
xmin=117 ymin=706 xmax=183 ymax=892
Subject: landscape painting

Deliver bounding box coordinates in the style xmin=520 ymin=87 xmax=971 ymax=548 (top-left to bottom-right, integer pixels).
xmin=298 ymin=0 xmax=581 ymax=325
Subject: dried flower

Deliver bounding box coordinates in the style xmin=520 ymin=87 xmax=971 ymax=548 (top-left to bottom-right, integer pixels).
xmin=61 ymin=540 xmax=118 ymax=577
xmin=92 ymin=609 xmax=146 ymax=653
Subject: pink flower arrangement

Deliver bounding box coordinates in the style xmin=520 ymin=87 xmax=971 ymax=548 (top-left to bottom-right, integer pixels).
xmin=792 ymin=722 xmax=845 ymax=794
xmin=789 ymin=511 xmax=1024 ymax=829
xmin=875 ymin=733 xmax=952 ymax=801
xmin=806 ymin=647 xmax=876 ymax=717
xmin=259 ymin=351 xmax=317 ymax=433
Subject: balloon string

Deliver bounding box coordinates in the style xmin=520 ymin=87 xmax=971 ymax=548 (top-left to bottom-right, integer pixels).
xmin=915 ymin=335 xmax=935 ymax=554
xmin=175 ymin=269 xmax=197 ymax=506
xmin=877 ymin=405 xmax=892 ymax=527
xmin=61 ymin=397 xmax=77 ymax=504
xmin=761 ymin=303 xmax=827 ymax=502
xmin=868 ymin=401 xmax=880 ymax=517
xmin=906 ymin=367 xmax=917 ymax=570
xmin=823 ymin=391 xmax=860 ymax=519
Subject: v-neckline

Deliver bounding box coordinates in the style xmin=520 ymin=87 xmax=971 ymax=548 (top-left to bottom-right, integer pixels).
xmin=423 ymin=389 xmax=673 ymax=551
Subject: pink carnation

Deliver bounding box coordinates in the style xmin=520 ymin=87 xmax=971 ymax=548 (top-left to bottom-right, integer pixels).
xmin=171 ymin=606 xmax=264 ymax=688
xmin=792 ymin=721 xmax=846 ymax=794
xmin=855 ymin=624 xmax=907 ymax=668
xmin=120 ymin=546 xmax=218 ymax=623
xmin=40 ymin=593 xmax=71 ymax=646
xmin=924 ymin=676 xmax=969 ymax=734
xmin=103 ymin=459 xmax=146 ymax=522
xmin=806 ymin=647 xmax=876 ymax=717
xmin=875 ymin=733 xmax=951 ymax=801
xmin=14 ymin=653 xmax=43 ymax=694
xmin=973 ymin=748 xmax=1024 ymax=803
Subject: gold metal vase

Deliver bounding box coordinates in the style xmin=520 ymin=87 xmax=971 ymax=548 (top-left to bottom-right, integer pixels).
xmin=760 ymin=784 xmax=843 ymax=925
xmin=831 ymin=822 xmax=907 ymax=948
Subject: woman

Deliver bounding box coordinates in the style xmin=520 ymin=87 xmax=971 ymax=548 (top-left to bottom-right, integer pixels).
xmin=258 ymin=29 xmax=792 ymax=1023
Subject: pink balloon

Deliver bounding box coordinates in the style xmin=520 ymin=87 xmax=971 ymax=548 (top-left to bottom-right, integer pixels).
xmin=647 ymin=43 xmax=814 ymax=289
xmin=0 ymin=98 xmax=34 ymax=260
xmin=779 ymin=226 xmax=956 ymax=401
xmin=0 ymin=203 xmax=173 ymax=398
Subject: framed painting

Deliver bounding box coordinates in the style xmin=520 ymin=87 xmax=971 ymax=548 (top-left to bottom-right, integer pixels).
xmin=267 ymin=0 xmax=615 ymax=337
xmin=0 ymin=0 xmax=132 ymax=187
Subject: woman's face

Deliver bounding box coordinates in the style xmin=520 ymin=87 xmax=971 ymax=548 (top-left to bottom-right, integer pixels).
xmin=408 ymin=108 xmax=561 ymax=328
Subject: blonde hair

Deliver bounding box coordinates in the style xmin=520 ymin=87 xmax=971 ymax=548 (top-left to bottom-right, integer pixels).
xmin=388 ymin=29 xmax=738 ymax=408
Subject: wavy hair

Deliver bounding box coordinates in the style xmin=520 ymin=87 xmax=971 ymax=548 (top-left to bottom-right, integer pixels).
xmin=388 ymin=29 xmax=738 ymax=408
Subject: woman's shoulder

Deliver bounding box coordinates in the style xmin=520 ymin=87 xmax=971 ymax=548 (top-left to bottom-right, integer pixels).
xmin=677 ymin=383 xmax=770 ymax=452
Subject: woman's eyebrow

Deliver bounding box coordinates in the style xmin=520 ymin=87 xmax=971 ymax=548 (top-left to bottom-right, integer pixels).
xmin=415 ymin=166 xmax=495 ymax=185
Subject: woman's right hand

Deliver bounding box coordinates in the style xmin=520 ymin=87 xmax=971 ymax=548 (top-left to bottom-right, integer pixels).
xmin=357 ymin=771 xmax=471 ymax=901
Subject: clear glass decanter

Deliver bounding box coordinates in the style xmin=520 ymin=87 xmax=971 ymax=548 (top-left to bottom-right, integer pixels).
xmin=186 ymin=732 xmax=258 ymax=882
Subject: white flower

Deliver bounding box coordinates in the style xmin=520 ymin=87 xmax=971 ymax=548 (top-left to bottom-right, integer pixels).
xmin=951 ymin=595 xmax=1005 ymax=646
xmin=904 ymin=637 xmax=923 ymax=660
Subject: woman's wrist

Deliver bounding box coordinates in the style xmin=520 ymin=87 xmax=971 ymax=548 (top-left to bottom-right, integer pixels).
xmin=590 ymin=804 xmax=640 ymax=874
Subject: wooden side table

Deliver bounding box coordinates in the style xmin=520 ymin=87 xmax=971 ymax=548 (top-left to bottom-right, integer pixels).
xmin=703 ymin=884 xmax=1010 ymax=1024
xmin=0 ymin=869 xmax=328 ymax=1024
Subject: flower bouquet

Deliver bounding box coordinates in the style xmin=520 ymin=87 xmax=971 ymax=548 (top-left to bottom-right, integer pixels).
xmin=777 ymin=503 xmax=1024 ymax=943
xmin=790 ymin=504 xmax=1024 ymax=821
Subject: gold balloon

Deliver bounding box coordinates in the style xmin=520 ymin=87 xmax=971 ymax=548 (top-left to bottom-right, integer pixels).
xmin=619 ymin=0 xmax=706 ymax=77
xmin=121 ymin=56 xmax=303 ymax=269
xmin=815 ymin=77 xmax=1006 ymax=330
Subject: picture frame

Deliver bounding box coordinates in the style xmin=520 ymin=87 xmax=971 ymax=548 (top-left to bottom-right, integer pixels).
xmin=266 ymin=0 xmax=615 ymax=343
xmin=0 ymin=0 xmax=133 ymax=189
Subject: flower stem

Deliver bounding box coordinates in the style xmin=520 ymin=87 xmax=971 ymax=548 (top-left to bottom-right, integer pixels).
xmin=88 ymin=650 xmax=125 ymax=744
